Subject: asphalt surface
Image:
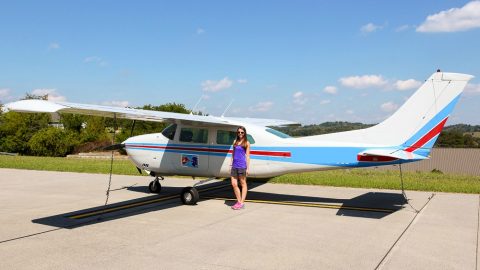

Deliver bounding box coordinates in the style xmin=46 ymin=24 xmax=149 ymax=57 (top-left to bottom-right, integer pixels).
xmin=0 ymin=168 xmax=478 ymax=270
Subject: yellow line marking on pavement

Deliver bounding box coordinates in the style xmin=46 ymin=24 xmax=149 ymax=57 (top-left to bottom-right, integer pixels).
xmin=67 ymin=184 xmax=230 ymax=220
xmin=203 ymin=196 xmax=396 ymax=213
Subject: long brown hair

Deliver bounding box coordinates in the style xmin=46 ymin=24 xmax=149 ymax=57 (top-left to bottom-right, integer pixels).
xmin=234 ymin=126 xmax=248 ymax=149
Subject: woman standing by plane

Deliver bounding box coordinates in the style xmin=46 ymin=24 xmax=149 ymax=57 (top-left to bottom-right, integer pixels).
xmin=230 ymin=126 xmax=250 ymax=210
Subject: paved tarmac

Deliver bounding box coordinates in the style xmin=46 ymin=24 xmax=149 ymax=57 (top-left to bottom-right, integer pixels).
xmin=0 ymin=168 xmax=478 ymax=270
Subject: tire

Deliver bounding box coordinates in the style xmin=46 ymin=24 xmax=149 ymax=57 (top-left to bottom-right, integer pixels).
xmin=181 ymin=187 xmax=199 ymax=205
xmin=148 ymin=181 xmax=162 ymax=193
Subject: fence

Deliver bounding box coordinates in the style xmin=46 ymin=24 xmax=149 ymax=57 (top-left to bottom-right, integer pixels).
xmin=371 ymin=148 xmax=480 ymax=176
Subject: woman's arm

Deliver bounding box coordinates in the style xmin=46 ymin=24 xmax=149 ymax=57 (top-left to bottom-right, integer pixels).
xmin=230 ymin=140 xmax=235 ymax=167
xmin=246 ymin=142 xmax=250 ymax=175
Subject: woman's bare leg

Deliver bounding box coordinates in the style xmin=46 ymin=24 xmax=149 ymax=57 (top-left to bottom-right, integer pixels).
xmin=231 ymin=176 xmax=241 ymax=202
xmin=239 ymin=176 xmax=247 ymax=203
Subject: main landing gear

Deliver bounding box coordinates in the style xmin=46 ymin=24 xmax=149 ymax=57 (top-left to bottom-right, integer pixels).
xmin=180 ymin=177 xmax=216 ymax=205
xmin=149 ymin=175 xmax=217 ymax=205
xmin=180 ymin=187 xmax=200 ymax=205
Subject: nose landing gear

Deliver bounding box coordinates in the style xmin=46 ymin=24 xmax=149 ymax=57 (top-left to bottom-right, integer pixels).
xmin=148 ymin=176 xmax=164 ymax=193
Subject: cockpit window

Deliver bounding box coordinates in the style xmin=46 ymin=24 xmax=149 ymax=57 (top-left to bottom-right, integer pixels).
xmin=161 ymin=124 xmax=177 ymax=140
xmin=266 ymin=128 xmax=291 ymax=138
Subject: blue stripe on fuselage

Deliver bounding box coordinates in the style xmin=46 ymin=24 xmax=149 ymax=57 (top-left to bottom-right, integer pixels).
xmin=126 ymin=143 xmax=418 ymax=168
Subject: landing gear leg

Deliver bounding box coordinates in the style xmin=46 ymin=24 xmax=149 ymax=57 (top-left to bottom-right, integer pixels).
xmin=180 ymin=177 xmax=217 ymax=205
xmin=148 ymin=176 xmax=164 ymax=193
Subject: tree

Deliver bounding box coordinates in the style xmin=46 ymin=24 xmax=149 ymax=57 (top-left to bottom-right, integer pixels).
xmin=60 ymin=113 xmax=85 ymax=133
xmin=0 ymin=111 xmax=50 ymax=154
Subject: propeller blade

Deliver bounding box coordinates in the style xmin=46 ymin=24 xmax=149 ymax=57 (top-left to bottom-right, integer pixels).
xmin=103 ymin=143 xmax=125 ymax=151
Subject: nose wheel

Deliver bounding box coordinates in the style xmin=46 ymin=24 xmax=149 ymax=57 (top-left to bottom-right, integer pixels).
xmin=181 ymin=187 xmax=199 ymax=205
xmin=148 ymin=177 xmax=162 ymax=193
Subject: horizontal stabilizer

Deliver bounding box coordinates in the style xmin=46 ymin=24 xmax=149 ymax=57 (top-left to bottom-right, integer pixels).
xmin=357 ymin=148 xmax=429 ymax=162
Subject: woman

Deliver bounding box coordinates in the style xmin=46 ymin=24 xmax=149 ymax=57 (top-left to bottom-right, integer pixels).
xmin=230 ymin=126 xmax=250 ymax=210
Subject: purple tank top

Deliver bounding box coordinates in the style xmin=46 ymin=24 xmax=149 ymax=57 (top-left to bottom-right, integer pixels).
xmin=232 ymin=145 xmax=247 ymax=169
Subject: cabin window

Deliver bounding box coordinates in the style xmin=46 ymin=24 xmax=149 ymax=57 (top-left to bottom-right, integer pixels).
xmin=216 ymin=130 xmax=255 ymax=145
xmin=179 ymin=127 xmax=208 ymax=143
xmin=216 ymin=130 xmax=236 ymax=145
xmin=265 ymin=128 xmax=291 ymax=138
xmin=161 ymin=124 xmax=177 ymax=140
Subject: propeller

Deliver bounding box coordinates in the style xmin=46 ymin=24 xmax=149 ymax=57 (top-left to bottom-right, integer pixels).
xmin=103 ymin=143 xmax=125 ymax=151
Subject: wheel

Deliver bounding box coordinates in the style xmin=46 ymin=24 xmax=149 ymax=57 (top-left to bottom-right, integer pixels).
xmin=180 ymin=187 xmax=199 ymax=205
xmin=148 ymin=181 xmax=162 ymax=193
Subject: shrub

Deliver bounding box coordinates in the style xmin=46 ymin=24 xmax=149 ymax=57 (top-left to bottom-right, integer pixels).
xmin=28 ymin=127 xmax=79 ymax=157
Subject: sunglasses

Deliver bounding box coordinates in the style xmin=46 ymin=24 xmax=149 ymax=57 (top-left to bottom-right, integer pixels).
xmin=237 ymin=131 xmax=245 ymax=134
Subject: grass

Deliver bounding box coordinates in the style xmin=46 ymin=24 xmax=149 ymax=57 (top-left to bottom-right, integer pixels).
xmin=0 ymin=155 xmax=479 ymax=194
xmin=0 ymin=155 xmax=141 ymax=176
xmin=266 ymin=169 xmax=480 ymax=194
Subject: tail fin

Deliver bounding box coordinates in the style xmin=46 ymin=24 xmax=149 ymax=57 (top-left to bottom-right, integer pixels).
xmin=380 ymin=71 xmax=473 ymax=156
xmin=308 ymin=71 xmax=474 ymax=155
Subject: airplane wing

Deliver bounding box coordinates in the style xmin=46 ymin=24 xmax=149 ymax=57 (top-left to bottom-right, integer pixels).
xmin=2 ymin=99 xmax=299 ymax=127
xmin=357 ymin=148 xmax=429 ymax=162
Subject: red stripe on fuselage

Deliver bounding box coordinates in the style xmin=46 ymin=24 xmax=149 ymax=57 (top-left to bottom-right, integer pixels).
xmin=126 ymin=145 xmax=291 ymax=157
xmin=404 ymin=117 xmax=448 ymax=152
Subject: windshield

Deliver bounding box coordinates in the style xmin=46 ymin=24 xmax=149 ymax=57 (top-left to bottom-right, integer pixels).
xmin=266 ymin=128 xmax=291 ymax=138
xmin=161 ymin=124 xmax=177 ymax=140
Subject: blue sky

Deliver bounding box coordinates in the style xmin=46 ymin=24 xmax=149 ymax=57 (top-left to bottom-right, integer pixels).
xmin=1 ymin=0 xmax=480 ymax=124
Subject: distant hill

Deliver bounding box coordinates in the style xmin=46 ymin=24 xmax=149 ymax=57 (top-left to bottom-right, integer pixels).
xmin=275 ymin=122 xmax=480 ymax=148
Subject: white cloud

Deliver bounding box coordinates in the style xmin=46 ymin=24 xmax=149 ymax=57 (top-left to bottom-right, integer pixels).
xmin=293 ymin=91 xmax=303 ymax=98
xmin=84 ymin=56 xmax=108 ymax=67
xmin=339 ymin=75 xmax=388 ymax=89
xmin=346 ymin=110 xmax=354 ymax=115
xmin=237 ymin=79 xmax=248 ymax=84
xmin=197 ymin=28 xmax=205 ymax=35
xmin=84 ymin=56 xmax=101 ymax=63
xmin=249 ymin=101 xmax=273 ymax=112
xmin=380 ymin=101 xmax=399 ymax=112
xmin=0 ymin=88 xmax=11 ymax=99
xmin=201 ymin=77 xmax=233 ymax=92
xmin=360 ymin=23 xmax=383 ymax=33
xmin=292 ymin=91 xmax=307 ymax=105
xmin=101 ymin=100 xmax=130 ymax=107
xmin=465 ymin=83 xmax=480 ymax=95
xmin=48 ymin=42 xmax=60 ymax=50
xmin=396 ymin=25 xmax=410 ymax=32
xmin=417 ymin=1 xmax=480 ymax=32
xmin=323 ymin=86 xmax=337 ymax=94
xmin=31 ymin=88 xmax=66 ymax=102
xmin=394 ymin=79 xmax=422 ymax=91
xmin=319 ymin=99 xmax=331 ymax=105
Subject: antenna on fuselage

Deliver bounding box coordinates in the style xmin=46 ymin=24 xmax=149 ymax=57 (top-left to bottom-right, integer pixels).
xmin=190 ymin=95 xmax=205 ymax=115
xmin=221 ymin=99 xmax=234 ymax=117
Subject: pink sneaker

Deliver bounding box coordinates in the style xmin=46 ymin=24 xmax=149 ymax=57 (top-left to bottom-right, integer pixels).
xmin=232 ymin=203 xmax=245 ymax=210
xmin=231 ymin=202 xmax=241 ymax=209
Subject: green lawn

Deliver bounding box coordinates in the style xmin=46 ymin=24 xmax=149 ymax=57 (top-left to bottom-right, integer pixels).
xmin=0 ymin=155 xmax=479 ymax=194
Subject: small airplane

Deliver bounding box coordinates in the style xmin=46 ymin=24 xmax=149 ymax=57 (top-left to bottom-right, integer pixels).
xmin=3 ymin=71 xmax=474 ymax=205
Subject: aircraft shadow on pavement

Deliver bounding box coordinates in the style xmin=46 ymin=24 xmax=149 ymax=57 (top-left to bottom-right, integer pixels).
xmin=32 ymin=182 xmax=233 ymax=229
xmin=32 ymin=182 xmax=406 ymax=229
xmin=211 ymin=185 xmax=406 ymax=219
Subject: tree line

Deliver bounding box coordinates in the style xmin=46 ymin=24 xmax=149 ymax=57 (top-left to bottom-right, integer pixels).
xmin=0 ymin=95 xmax=478 ymax=157
xmin=0 ymin=94 xmax=191 ymax=156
